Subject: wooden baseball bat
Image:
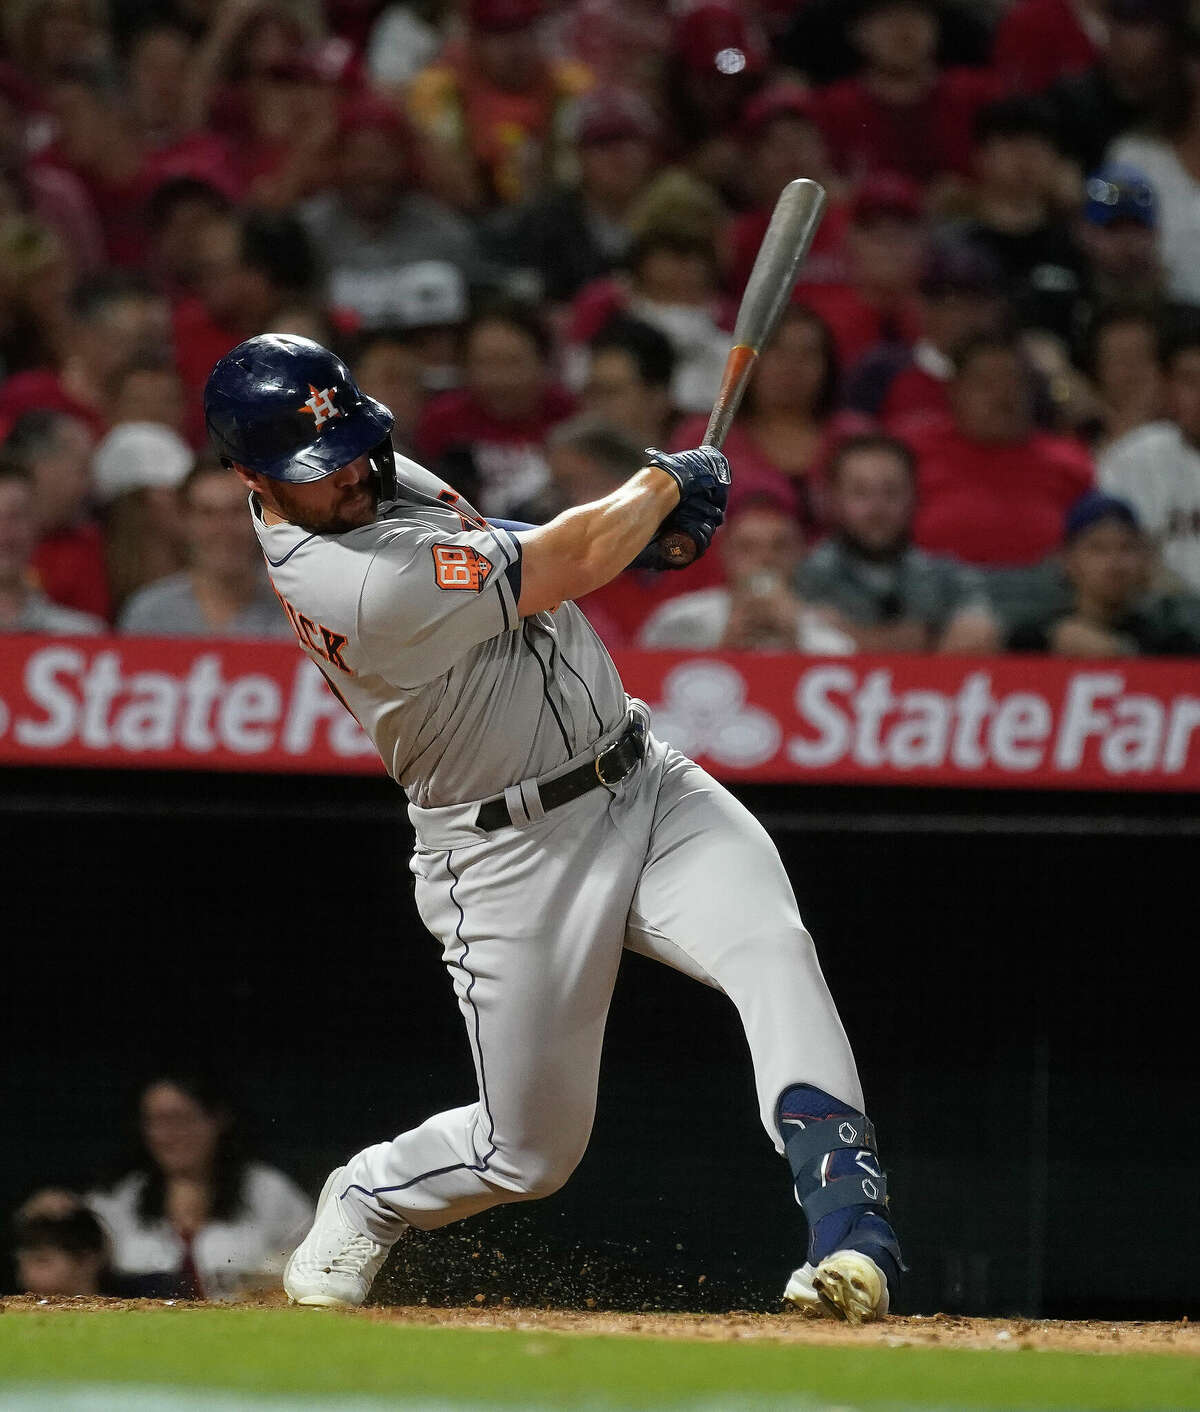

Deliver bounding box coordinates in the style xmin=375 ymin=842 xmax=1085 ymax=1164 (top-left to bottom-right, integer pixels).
xmin=658 ymin=178 xmax=828 ymax=565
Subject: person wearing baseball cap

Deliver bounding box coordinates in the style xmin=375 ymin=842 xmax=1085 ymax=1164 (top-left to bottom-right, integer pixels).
xmin=813 ymin=0 xmax=1001 ymax=187
xmin=483 ymin=90 xmax=660 ymax=302
xmin=1006 ymin=491 xmax=1200 ymax=654
xmin=406 ymin=0 xmax=593 ymax=208
xmin=1077 ymin=162 xmax=1165 ymax=314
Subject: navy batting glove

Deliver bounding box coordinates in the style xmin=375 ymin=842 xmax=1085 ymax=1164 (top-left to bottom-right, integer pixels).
xmin=630 ymin=490 xmax=726 ymax=571
xmin=644 ymin=446 xmax=731 ymax=508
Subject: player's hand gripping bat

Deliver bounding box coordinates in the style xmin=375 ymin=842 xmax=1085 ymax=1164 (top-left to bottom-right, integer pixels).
xmin=658 ymin=177 xmax=828 ymax=566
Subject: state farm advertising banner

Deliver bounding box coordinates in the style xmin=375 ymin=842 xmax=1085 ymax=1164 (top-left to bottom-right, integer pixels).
xmin=2 ymin=636 xmax=1200 ymax=791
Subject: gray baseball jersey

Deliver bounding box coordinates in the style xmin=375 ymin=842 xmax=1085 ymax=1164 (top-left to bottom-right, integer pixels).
xmin=253 ymin=455 xmax=626 ymax=807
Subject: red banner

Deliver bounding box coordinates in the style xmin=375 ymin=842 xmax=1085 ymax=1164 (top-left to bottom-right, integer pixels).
xmin=2 ymin=636 xmax=1200 ymax=790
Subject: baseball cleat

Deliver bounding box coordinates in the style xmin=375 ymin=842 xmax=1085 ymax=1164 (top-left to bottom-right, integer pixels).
xmin=284 ymin=1167 xmax=391 ymax=1309
xmin=783 ymin=1250 xmax=889 ymax=1324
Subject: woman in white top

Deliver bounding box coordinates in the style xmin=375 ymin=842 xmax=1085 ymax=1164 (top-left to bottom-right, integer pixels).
xmin=88 ymin=1072 xmax=313 ymax=1302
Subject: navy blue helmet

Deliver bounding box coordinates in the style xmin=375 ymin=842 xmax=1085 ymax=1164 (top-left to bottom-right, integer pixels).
xmin=204 ymin=334 xmax=395 ymax=484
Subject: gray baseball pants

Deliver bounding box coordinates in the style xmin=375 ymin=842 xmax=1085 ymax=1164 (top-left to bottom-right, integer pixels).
xmin=340 ymin=724 xmax=862 ymax=1242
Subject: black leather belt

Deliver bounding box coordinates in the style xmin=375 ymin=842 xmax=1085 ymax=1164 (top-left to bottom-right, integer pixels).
xmin=476 ymin=714 xmax=647 ymax=832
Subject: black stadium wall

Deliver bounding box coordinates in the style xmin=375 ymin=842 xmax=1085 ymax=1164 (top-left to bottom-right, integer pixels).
xmin=3 ymin=767 xmax=1196 ymax=1319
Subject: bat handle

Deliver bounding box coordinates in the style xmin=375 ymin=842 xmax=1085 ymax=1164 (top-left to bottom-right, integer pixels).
xmin=657 ymin=345 xmax=757 ymax=566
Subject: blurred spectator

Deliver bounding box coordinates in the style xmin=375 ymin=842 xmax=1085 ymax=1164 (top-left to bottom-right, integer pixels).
xmin=1075 ymin=162 xmax=1164 ymax=320
xmin=407 ymin=0 xmax=592 ymax=211
xmin=4 ymin=0 xmax=113 ymax=89
xmin=300 ymin=97 xmax=479 ymax=325
xmin=415 ymin=299 xmax=574 ymax=515
xmin=126 ymin=21 xmax=196 ymax=150
xmin=813 ymin=0 xmax=998 ymax=188
xmin=571 ymin=217 xmax=730 ymax=415
xmin=143 ymin=177 xmax=233 ymax=300
xmin=639 ymin=497 xmax=855 ymax=653
xmin=1107 ymin=34 xmax=1200 ymax=307
xmin=802 ymin=174 xmax=926 ymax=369
xmin=0 ymin=272 xmax=169 ymax=441
xmin=726 ymin=83 xmax=850 ymax=294
xmin=993 ymin=0 xmax=1106 ymax=94
xmin=547 ymin=415 xmax=725 ymax=646
xmin=483 ymin=89 xmax=660 ymax=303
xmin=2 ymin=408 xmax=108 ymax=618
xmin=557 ymin=0 xmax=671 ymax=95
xmin=110 ymin=357 xmax=187 ymax=435
xmin=663 ymin=3 xmax=767 ymax=197
xmin=348 ymin=326 xmax=428 ymax=455
xmin=172 ymin=211 xmax=319 ymax=441
xmin=906 ymin=333 xmax=1094 ymax=566
xmin=12 ymin=1203 xmax=114 ymax=1298
xmin=182 ymin=0 xmax=341 ymax=211
xmin=847 ymin=235 xmax=1007 ymax=431
xmin=1078 ymin=303 xmax=1166 ymax=449
xmin=87 ymin=1071 xmax=313 ymax=1302
xmin=366 ymin=1 xmax=443 ymax=92
xmin=672 ymin=305 xmax=852 ymax=533
xmin=0 ymin=69 xmax=104 ymax=277
xmin=119 ymin=458 xmax=289 ymax=638
xmin=1098 ymin=320 xmax=1200 ymax=589
xmin=798 ymin=433 xmax=998 ymax=652
xmin=0 ymin=461 xmax=103 ymax=634
xmin=0 ymin=215 xmax=74 ymax=380
xmin=1007 ymin=491 xmax=1200 ymax=653
xmin=1046 ymin=0 xmax=1190 ymax=174
xmin=581 ymin=315 xmax=677 ymax=450
xmin=956 ymin=98 xmax=1086 ymax=342
xmin=776 ymin=0 xmax=993 ymax=87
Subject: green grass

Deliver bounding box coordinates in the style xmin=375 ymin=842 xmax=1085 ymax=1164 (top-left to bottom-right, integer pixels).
xmin=1 ymin=1310 xmax=1197 ymax=1411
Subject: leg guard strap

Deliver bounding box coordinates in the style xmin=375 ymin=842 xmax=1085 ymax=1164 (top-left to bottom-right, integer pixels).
xmin=784 ymin=1115 xmax=878 ymax=1172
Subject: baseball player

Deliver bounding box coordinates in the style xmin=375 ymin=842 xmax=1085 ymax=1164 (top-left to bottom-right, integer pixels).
xmin=204 ymin=335 xmax=903 ymax=1323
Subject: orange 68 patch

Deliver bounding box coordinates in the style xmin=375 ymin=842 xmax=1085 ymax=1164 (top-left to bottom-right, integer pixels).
xmin=432 ymin=543 xmax=494 ymax=591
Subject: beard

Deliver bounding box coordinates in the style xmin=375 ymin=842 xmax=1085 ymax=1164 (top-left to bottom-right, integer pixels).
xmin=269 ymin=475 xmax=380 ymax=534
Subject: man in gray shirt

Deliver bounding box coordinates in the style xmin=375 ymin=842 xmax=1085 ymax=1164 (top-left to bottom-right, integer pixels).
xmin=0 ymin=465 xmax=104 ymax=635
xmin=798 ymin=433 xmax=998 ymax=652
xmin=119 ymin=461 xmax=289 ymax=639
xmin=301 ymin=100 xmax=478 ymax=328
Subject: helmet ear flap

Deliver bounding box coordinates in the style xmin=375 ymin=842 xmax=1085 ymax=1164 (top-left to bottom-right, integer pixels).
xmin=367 ymin=436 xmax=397 ymax=501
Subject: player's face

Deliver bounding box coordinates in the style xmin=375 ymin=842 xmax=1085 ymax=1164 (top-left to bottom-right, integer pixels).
xmin=250 ymin=455 xmax=380 ymax=534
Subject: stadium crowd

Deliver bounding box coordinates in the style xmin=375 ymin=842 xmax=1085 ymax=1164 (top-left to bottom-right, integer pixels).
xmin=4 ymin=0 xmax=1200 ymax=663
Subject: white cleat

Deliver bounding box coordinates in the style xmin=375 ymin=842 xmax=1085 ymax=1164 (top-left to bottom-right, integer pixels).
xmin=783 ymin=1250 xmax=890 ymax=1325
xmin=284 ymin=1167 xmax=392 ymax=1309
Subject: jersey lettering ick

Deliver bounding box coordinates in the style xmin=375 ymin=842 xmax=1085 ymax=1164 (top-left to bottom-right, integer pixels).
xmin=253 ymin=456 xmax=627 ymax=806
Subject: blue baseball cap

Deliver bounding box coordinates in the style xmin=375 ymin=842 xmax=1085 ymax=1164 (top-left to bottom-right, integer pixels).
xmin=1083 ymin=164 xmax=1158 ymax=229
xmin=1064 ymin=491 xmax=1142 ymax=543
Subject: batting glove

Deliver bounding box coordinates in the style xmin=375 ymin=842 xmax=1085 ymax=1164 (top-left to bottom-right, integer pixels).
xmin=630 ymin=490 xmax=726 ymax=571
xmin=644 ymin=446 xmax=731 ymax=509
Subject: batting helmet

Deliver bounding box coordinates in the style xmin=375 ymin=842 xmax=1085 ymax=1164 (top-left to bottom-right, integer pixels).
xmin=204 ymin=335 xmax=395 ymax=484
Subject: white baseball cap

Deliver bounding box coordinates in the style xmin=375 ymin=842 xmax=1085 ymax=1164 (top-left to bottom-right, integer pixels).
xmin=91 ymin=422 xmax=195 ymax=504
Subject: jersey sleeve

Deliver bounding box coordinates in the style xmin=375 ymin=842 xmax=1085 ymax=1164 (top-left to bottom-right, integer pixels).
xmin=358 ymin=522 xmax=522 ymax=688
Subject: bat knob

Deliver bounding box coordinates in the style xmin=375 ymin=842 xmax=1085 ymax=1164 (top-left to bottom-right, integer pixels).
xmin=659 ymin=531 xmax=697 ymax=566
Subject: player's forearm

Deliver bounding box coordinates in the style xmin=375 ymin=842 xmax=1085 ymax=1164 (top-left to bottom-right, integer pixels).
xmin=516 ymin=469 xmax=680 ymax=616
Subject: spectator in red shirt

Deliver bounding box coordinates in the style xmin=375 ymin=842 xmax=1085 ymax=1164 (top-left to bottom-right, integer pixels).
xmin=993 ymin=0 xmax=1105 ymax=94
xmin=801 ymin=174 xmax=927 ymax=370
xmin=906 ymin=333 xmax=1094 ymax=567
xmin=814 ymin=0 xmax=999 ymax=188
xmin=726 ymin=83 xmax=850 ymax=294
xmin=671 ymin=304 xmax=858 ymax=535
xmin=415 ymin=300 xmax=575 ymax=517
xmin=1 ymin=408 xmax=110 ymax=620
xmin=846 ymin=236 xmax=1008 ymax=433
xmin=0 ymin=273 xmax=171 ymax=443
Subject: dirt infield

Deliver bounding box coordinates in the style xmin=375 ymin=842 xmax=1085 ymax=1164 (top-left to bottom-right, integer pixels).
xmin=4 ymin=1294 xmax=1196 ymax=1358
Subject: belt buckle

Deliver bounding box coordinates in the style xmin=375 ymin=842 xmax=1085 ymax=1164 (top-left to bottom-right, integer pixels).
xmin=594 ymin=737 xmax=625 ymax=786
